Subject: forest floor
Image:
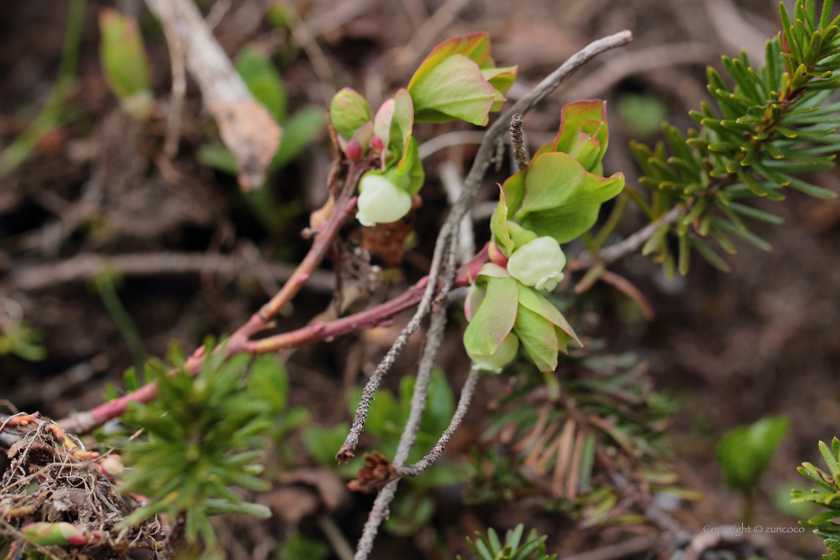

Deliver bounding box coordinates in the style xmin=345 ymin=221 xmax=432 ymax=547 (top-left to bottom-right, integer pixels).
xmin=2 ymin=0 xmax=839 ymax=558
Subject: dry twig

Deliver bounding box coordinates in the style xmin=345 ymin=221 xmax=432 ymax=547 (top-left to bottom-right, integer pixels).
xmin=144 ymin=0 xmax=281 ymax=189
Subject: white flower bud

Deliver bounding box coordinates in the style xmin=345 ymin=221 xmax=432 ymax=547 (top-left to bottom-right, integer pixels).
xmin=356 ymin=174 xmax=412 ymax=227
xmin=468 ymin=332 xmax=519 ymax=372
xmin=506 ymin=236 xmax=566 ymax=291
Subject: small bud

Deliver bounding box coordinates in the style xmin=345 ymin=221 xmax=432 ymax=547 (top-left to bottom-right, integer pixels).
xmin=330 ymin=88 xmax=371 ymax=142
xmin=468 ymin=332 xmax=519 ymax=372
xmin=22 ymin=522 xmax=85 ymax=546
xmin=356 ymin=174 xmax=412 ymax=227
xmin=488 ymin=241 xmax=509 ymax=267
xmin=507 ymin=236 xmax=566 ymax=291
xmin=99 ymin=454 xmax=124 ymax=477
xmin=370 ymin=134 xmax=384 ymax=154
xmin=345 ymin=138 xmax=363 ymax=163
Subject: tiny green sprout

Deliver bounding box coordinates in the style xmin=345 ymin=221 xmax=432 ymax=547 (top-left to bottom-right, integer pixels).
xmin=98 ymin=8 xmax=153 ymax=120
xmin=716 ymin=415 xmax=789 ymax=525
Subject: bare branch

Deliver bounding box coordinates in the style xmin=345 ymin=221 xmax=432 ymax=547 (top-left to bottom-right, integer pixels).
xmin=561 ymin=42 xmax=714 ymax=101
xmin=3 ymin=252 xmax=335 ymax=293
xmin=568 ymin=205 xmax=683 ymax=271
xmin=438 ymin=161 xmax=475 ymax=264
xmin=158 ymin=0 xmax=186 ymax=158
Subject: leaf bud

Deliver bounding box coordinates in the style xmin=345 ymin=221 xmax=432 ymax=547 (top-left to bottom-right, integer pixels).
xmin=506 ymin=236 xmax=566 ymax=291
xmin=329 ymin=88 xmax=371 ymax=142
xmin=22 ymin=522 xmax=85 ymax=546
xmin=356 ymin=173 xmax=412 ymax=227
xmin=345 ymin=138 xmax=363 ymax=163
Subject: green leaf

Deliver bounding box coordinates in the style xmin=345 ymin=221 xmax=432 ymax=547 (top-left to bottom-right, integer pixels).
xmin=303 ymin=423 xmax=350 ymax=467
xmin=203 ymin=499 xmax=271 ymax=518
xmin=716 ymin=416 xmax=790 ymax=490
xmin=464 ymin=276 xmax=518 ymax=356
xmin=552 ymin=100 xmax=610 ymax=171
xmin=390 ymin=88 xmax=415 ymax=163
xmin=363 ymin=385 xmax=401 ymax=439
xmin=393 ymin=134 xmax=424 ymax=195
xmin=713 ymin=218 xmax=773 ymax=251
xmin=617 ymin=94 xmax=669 ymax=138
xmin=197 ymin=142 xmax=238 ymax=174
xmin=236 ymin=46 xmax=287 ymax=121
xmin=513 ymin=305 xmax=559 ymax=372
xmin=281 ymin=534 xmax=331 ymax=560
xmin=491 ymin=187 xmax=514 ymax=256
xmin=481 ymin=66 xmax=519 ymax=111
xmin=417 ymin=370 xmax=456 ymax=439
xmin=515 ymin=152 xmax=625 ymax=243
xmin=409 ymin=54 xmax=496 ymax=125
xmin=687 ymin=233 xmax=732 ymax=273
xmin=820 ymin=440 xmax=840 ymax=476
xmin=501 ymin=170 xmax=526 ymax=216
xmin=516 ymin=284 xmax=581 ymax=346
xmin=408 ymin=33 xmax=491 ymax=91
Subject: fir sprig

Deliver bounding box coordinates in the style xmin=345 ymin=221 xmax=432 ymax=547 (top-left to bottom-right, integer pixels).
xmin=631 ymin=0 xmax=840 ymax=276
xmin=119 ymin=339 xmax=272 ymax=548
xmin=792 ymin=438 xmax=840 ymax=559
xmin=459 ymin=524 xmax=556 ymax=560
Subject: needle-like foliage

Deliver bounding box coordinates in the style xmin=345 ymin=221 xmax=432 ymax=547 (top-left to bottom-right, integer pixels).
xmin=632 ymin=0 xmax=840 ymax=276
xmin=119 ymin=339 xmax=272 ymax=548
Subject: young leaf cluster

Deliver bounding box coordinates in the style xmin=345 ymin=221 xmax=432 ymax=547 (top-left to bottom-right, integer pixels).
xmin=632 ymin=0 xmax=840 ymax=277
xmin=118 ymin=340 xmax=274 ymax=547
xmin=459 ymin=524 xmax=556 ymax=560
xmin=792 ymin=438 xmax=840 ymax=559
xmin=329 ymin=33 xmax=517 ymax=228
xmin=466 ymin=101 xmax=625 ymax=374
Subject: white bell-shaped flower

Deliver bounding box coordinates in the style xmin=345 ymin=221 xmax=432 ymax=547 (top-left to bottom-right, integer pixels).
xmin=506 ymin=236 xmax=566 ymax=291
xmin=356 ymin=173 xmax=412 ymax=227
xmin=467 ymin=332 xmax=519 ymax=373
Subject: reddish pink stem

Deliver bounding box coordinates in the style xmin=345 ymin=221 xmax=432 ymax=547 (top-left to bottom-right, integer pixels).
xmin=56 ymin=247 xmax=490 ymax=434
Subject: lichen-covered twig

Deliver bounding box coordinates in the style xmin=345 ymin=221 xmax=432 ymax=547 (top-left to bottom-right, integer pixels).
xmin=393 ymin=365 xmax=480 ymax=478
xmin=509 ymin=113 xmax=529 ymax=170
xmin=352 ymin=305 xmax=449 ymax=560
